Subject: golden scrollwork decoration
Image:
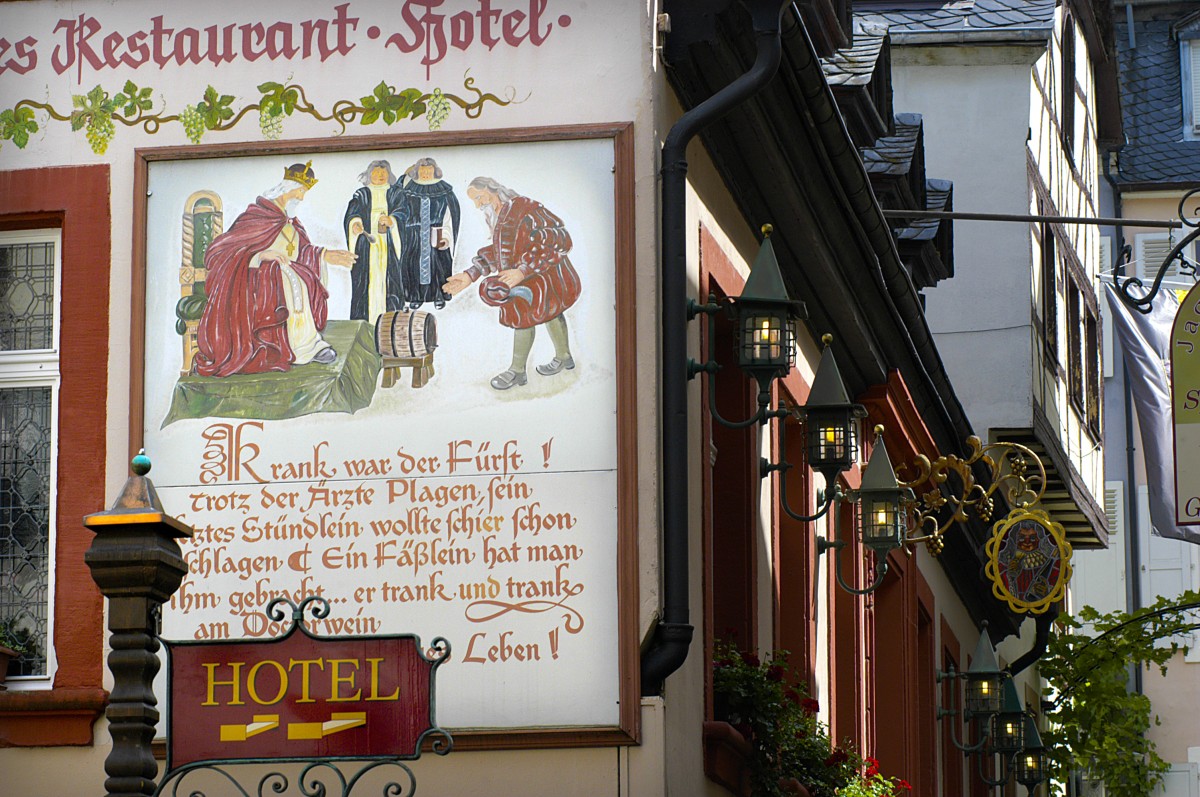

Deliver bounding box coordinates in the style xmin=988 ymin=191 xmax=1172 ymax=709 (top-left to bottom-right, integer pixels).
xmin=896 ymin=437 xmax=1047 ymax=556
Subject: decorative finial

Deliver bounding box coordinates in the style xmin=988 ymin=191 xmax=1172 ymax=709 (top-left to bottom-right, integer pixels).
xmin=761 ymin=223 xmax=773 ymax=238
xmin=821 ymin=333 xmax=833 ymax=346
xmin=131 ymin=449 xmax=151 ymax=476
xmin=874 ymin=424 xmax=885 ymax=436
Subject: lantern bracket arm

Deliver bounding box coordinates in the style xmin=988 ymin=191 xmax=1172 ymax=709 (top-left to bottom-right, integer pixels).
xmin=687 ymin=298 xmax=723 ymax=320
xmin=776 ymin=478 xmax=838 ymax=522
xmin=935 ymin=666 xmax=998 ymax=753
xmin=1114 ymin=187 xmax=1200 ymax=315
xmin=706 ymin=380 xmax=772 ymax=428
xmin=690 ymin=295 xmax=773 ymax=428
xmin=976 ymin=748 xmax=1017 ymax=788
xmin=767 ymin=404 xmax=846 ymax=522
xmin=818 ymin=535 xmax=889 ymax=595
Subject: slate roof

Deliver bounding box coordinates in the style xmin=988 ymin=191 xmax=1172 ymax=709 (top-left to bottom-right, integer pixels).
xmin=822 ymin=21 xmax=888 ymax=87
xmin=853 ymin=0 xmax=1054 ymax=35
xmin=896 ymin=179 xmax=953 ymax=241
xmin=861 ymin=113 xmax=923 ymax=174
xmin=1113 ymin=17 xmax=1200 ymax=185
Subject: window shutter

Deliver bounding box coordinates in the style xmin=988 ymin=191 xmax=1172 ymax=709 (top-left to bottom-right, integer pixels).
xmin=1105 ymin=481 xmax=1124 ymax=537
xmin=1135 ymin=232 xmax=1190 ymax=285
xmin=1137 ymin=485 xmax=1199 ymax=653
xmin=1069 ymin=482 xmax=1126 ymax=618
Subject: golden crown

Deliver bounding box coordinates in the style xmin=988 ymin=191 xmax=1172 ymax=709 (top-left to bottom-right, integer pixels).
xmin=283 ymin=160 xmax=318 ymax=189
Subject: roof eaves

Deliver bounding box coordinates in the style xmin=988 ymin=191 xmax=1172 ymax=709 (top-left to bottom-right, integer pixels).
xmin=887 ymin=26 xmax=1052 ymax=45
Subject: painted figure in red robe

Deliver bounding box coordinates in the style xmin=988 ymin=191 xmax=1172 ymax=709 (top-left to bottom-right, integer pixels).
xmin=194 ymin=162 xmax=356 ymax=378
xmin=442 ymin=177 xmax=581 ymax=390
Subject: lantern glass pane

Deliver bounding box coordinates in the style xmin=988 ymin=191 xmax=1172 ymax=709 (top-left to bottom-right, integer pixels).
xmin=806 ymin=409 xmax=853 ymax=471
xmin=965 ymin=675 xmax=1003 ymax=715
xmin=991 ymin=714 xmax=1025 ymax=753
xmin=1016 ymin=751 xmax=1044 ymax=785
xmin=865 ymin=498 xmax=893 ymax=544
xmin=859 ymin=494 xmax=903 ymax=551
xmin=741 ymin=312 xmax=786 ymax=368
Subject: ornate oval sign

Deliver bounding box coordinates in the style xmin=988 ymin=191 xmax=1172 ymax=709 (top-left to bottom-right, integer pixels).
xmin=983 ymin=508 xmax=1072 ymax=614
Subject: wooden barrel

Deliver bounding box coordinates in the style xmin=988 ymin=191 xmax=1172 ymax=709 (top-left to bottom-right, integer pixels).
xmin=375 ymin=310 xmax=437 ymax=359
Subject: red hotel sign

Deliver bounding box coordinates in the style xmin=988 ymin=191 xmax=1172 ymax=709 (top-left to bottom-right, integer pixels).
xmin=166 ymin=619 xmax=447 ymax=767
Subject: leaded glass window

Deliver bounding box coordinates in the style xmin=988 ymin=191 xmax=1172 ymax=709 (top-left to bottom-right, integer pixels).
xmin=0 ymin=387 xmax=51 ymax=676
xmin=0 ymin=231 xmax=59 ymax=684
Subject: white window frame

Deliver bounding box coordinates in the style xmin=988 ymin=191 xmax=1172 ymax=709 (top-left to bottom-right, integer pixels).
xmin=1182 ymin=37 xmax=1200 ymax=141
xmin=0 ymin=228 xmax=62 ymax=691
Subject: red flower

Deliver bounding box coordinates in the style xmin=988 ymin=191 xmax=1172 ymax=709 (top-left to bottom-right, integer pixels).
xmin=897 ymin=779 xmax=912 ymax=792
xmin=767 ymin=664 xmax=786 ymax=682
xmin=740 ymin=651 xmax=760 ymax=668
xmin=785 ymin=687 xmax=802 ymax=703
xmin=801 ymin=698 xmax=820 ymax=715
xmin=824 ymin=749 xmax=850 ymax=767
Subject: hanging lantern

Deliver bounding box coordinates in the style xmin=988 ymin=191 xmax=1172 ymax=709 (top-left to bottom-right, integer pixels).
xmin=990 ymin=679 xmax=1026 ymax=755
xmin=1015 ymin=716 xmax=1047 ymax=787
xmin=797 ymin=336 xmax=866 ymax=480
xmin=733 ymin=225 xmax=804 ymax=386
xmin=963 ymin=624 xmax=1005 ymax=718
xmin=855 ymin=429 xmax=908 ymax=554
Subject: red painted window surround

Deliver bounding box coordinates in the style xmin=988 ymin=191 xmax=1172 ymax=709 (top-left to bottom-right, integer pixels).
xmin=0 ymin=165 xmax=111 ymax=747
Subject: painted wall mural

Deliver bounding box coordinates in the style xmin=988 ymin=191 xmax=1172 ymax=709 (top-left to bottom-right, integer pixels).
xmin=138 ymin=129 xmax=635 ymax=736
xmin=0 ymin=1 xmax=582 ymax=152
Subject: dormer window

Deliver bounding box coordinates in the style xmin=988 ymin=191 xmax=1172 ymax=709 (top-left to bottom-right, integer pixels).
xmin=1180 ymin=19 xmax=1200 ymax=140
xmin=1185 ymin=40 xmax=1200 ymax=139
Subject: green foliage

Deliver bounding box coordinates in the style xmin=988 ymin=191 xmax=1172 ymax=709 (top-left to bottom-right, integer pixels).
xmin=112 ymin=80 xmax=153 ymax=119
xmin=713 ymin=641 xmax=860 ymax=797
xmin=359 ymin=81 xmax=426 ymax=126
xmin=196 ymin=85 xmax=235 ymax=130
xmin=6 ymin=75 xmax=512 ymax=150
xmin=836 ymin=760 xmax=911 ymax=797
xmin=70 ymin=85 xmax=117 ymax=154
xmin=0 ymin=107 xmax=38 ymax=149
xmin=1041 ymin=590 xmax=1200 ymax=797
xmin=0 ymin=618 xmax=31 ymax=656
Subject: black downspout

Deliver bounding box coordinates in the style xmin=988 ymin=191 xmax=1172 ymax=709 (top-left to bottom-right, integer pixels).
xmin=640 ymin=0 xmax=789 ymax=697
xmin=1008 ymin=606 xmax=1059 ymax=676
xmin=1105 ymin=152 xmax=1144 ymax=697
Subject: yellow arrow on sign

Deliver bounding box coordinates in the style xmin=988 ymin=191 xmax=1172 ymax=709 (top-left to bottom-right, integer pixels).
xmin=287 ymin=712 xmax=367 ymax=740
xmin=219 ymin=715 xmax=280 ymax=742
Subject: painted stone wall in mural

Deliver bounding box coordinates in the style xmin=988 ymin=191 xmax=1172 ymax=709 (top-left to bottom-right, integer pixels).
xmin=142 ymin=136 xmax=623 ymax=731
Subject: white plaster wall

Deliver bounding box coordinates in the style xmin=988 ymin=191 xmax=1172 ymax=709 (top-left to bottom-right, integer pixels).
xmin=890 ymin=44 xmax=1041 ymax=434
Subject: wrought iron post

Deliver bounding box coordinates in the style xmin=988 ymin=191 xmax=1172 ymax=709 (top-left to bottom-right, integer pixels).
xmin=84 ymin=452 xmax=192 ymax=797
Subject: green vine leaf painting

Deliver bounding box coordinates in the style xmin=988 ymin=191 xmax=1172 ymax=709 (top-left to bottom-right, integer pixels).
xmin=0 ymin=73 xmax=515 ymax=154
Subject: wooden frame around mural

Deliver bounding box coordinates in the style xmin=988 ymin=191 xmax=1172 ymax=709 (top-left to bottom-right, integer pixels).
xmin=129 ymin=123 xmax=639 ymax=750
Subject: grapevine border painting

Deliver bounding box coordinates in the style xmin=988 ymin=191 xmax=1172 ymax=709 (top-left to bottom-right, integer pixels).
xmin=129 ymin=124 xmax=641 ymax=749
xmin=0 ymin=72 xmax=515 ymax=154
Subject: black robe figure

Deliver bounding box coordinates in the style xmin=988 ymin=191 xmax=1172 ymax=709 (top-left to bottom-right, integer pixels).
xmin=344 ymin=160 xmax=405 ymax=322
xmin=392 ymin=158 xmax=461 ymax=309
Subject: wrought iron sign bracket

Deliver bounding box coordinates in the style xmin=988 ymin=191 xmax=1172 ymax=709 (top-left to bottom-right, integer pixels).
xmin=155 ymin=596 xmax=453 ymax=797
xmin=1113 ymin=188 xmax=1200 ymax=314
